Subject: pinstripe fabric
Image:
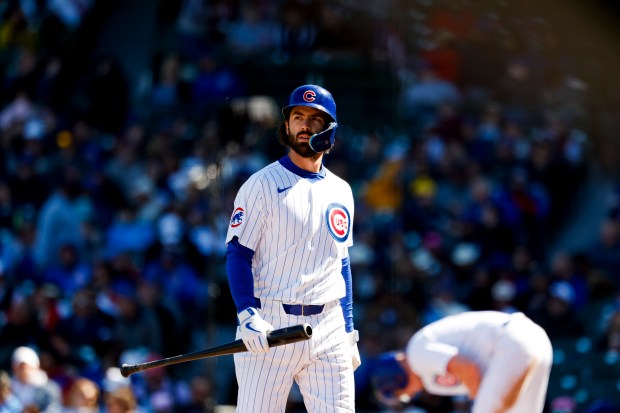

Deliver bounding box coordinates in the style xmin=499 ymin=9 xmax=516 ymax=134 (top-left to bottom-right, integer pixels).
xmin=406 ymin=312 xmax=552 ymax=413
xmin=234 ymin=299 xmax=354 ymax=412
xmin=226 ymin=158 xmax=356 ymax=412
xmin=226 ymin=160 xmax=354 ymax=305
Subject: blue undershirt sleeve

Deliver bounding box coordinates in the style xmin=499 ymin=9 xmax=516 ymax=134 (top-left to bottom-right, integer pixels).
xmin=226 ymin=236 xmax=256 ymax=313
xmin=339 ymin=255 xmax=355 ymax=333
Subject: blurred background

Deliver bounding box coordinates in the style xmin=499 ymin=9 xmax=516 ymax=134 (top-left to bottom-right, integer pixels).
xmin=0 ymin=0 xmax=620 ymax=412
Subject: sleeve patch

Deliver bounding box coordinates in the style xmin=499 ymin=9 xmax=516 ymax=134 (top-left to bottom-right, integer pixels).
xmin=325 ymin=203 xmax=350 ymax=242
xmin=230 ymin=207 xmax=245 ymax=228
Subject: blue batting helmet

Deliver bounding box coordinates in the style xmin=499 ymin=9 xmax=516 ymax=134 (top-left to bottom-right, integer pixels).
xmin=282 ymin=84 xmax=338 ymax=153
xmin=369 ymin=351 xmax=412 ymax=407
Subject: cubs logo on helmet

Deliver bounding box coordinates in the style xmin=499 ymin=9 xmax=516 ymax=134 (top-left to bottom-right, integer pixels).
xmin=281 ymin=84 xmax=337 ymax=122
xmin=303 ymin=90 xmax=316 ymax=102
xmin=325 ymin=203 xmax=350 ymax=242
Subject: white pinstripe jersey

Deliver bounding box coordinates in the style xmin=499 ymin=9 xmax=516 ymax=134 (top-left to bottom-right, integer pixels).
xmin=406 ymin=311 xmax=512 ymax=396
xmin=405 ymin=311 xmax=552 ymax=413
xmin=225 ymin=159 xmax=354 ymax=305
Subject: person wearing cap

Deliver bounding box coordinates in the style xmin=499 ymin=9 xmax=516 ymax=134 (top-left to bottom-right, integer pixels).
xmin=225 ymin=84 xmax=359 ymax=412
xmin=10 ymin=346 xmax=62 ymax=413
xmin=530 ymin=281 xmax=586 ymax=340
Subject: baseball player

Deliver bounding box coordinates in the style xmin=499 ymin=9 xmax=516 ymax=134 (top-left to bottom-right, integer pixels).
xmin=225 ymin=84 xmax=360 ymax=412
xmin=370 ymin=310 xmax=553 ymax=413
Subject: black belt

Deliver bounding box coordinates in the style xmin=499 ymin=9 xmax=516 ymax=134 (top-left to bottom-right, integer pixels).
xmin=255 ymin=298 xmax=325 ymax=316
xmin=282 ymin=303 xmax=325 ymax=316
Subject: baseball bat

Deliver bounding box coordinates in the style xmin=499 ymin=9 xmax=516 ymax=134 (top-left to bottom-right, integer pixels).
xmin=120 ymin=323 xmax=313 ymax=377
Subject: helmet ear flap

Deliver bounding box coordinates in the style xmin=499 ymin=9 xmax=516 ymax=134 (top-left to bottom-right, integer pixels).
xmin=309 ymin=122 xmax=338 ymax=153
xmin=370 ymin=352 xmax=412 ymax=407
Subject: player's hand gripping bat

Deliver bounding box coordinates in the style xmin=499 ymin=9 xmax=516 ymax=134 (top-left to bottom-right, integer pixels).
xmin=120 ymin=323 xmax=313 ymax=377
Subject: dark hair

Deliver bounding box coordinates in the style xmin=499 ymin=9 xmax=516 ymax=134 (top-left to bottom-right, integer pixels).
xmin=277 ymin=122 xmax=288 ymax=147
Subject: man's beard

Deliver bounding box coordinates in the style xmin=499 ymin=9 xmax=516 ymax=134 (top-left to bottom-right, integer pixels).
xmin=287 ymin=132 xmax=319 ymax=158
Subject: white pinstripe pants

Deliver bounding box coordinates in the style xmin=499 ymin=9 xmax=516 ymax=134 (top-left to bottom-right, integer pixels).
xmin=233 ymin=299 xmax=355 ymax=413
xmin=473 ymin=313 xmax=553 ymax=413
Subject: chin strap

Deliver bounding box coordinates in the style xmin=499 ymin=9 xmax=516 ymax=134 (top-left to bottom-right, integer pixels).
xmin=309 ymin=122 xmax=338 ymax=153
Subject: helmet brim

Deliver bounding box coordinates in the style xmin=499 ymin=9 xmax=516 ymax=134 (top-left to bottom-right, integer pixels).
xmin=282 ymin=104 xmax=336 ymax=123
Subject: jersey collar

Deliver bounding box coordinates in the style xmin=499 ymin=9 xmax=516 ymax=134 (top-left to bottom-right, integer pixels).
xmin=278 ymin=156 xmax=326 ymax=182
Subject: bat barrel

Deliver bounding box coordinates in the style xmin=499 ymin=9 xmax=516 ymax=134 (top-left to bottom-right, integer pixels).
xmin=267 ymin=323 xmax=312 ymax=346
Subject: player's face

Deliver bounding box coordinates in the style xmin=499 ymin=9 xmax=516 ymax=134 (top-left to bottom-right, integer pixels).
xmin=285 ymin=106 xmax=327 ymax=158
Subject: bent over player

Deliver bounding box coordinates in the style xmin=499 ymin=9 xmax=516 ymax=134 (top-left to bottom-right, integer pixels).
xmin=370 ymin=310 xmax=552 ymax=413
xmin=225 ymin=84 xmax=360 ymax=412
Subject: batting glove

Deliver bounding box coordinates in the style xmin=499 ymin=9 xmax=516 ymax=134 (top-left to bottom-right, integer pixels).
xmin=238 ymin=307 xmax=274 ymax=354
xmin=348 ymin=330 xmax=361 ymax=371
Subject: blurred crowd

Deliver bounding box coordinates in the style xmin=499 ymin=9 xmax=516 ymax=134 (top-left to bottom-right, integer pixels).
xmin=0 ymin=0 xmax=619 ymax=412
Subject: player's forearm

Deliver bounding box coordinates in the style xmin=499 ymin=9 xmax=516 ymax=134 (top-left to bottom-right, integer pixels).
xmin=447 ymin=355 xmax=482 ymax=399
xmin=226 ymin=237 xmax=256 ymax=312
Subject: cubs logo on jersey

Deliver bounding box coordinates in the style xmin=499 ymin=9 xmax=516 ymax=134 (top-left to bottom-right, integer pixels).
xmin=325 ymin=203 xmax=350 ymax=242
xmin=230 ymin=207 xmax=244 ymax=228
xmin=433 ymin=373 xmax=461 ymax=387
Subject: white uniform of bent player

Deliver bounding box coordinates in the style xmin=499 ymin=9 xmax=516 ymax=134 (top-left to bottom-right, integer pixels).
xmin=406 ymin=311 xmax=552 ymax=413
xmin=226 ymin=159 xmax=355 ymax=412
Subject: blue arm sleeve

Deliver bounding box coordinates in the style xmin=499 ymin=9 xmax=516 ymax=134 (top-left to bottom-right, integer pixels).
xmin=226 ymin=237 xmax=256 ymax=312
xmin=339 ymin=255 xmax=355 ymax=333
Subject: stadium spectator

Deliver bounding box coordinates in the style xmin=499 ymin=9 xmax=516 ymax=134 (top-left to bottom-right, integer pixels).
xmin=64 ymin=377 xmax=101 ymax=413
xmin=548 ymin=250 xmax=589 ymax=310
xmin=33 ymin=166 xmax=89 ymax=269
xmin=224 ymin=3 xmax=275 ymax=58
xmin=530 ymin=281 xmax=586 ymax=340
xmin=584 ymin=218 xmax=620 ymax=286
xmin=49 ymin=287 xmax=114 ymax=371
xmin=108 ymin=280 xmax=164 ymax=356
xmin=103 ymin=386 xmax=138 ymax=413
xmin=42 ymin=243 xmax=92 ymax=295
xmin=10 ymin=346 xmax=62 ymax=413
xmin=402 ymin=64 xmax=461 ymax=132
xmin=179 ymin=374 xmax=216 ymax=412
xmin=0 ymin=293 xmax=49 ymax=370
xmin=142 ymin=53 xmax=192 ymax=119
xmin=595 ymin=300 xmax=620 ymax=356
xmin=189 ymin=53 xmax=246 ymax=120
xmin=0 ymin=369 xmax=23 ymax=413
